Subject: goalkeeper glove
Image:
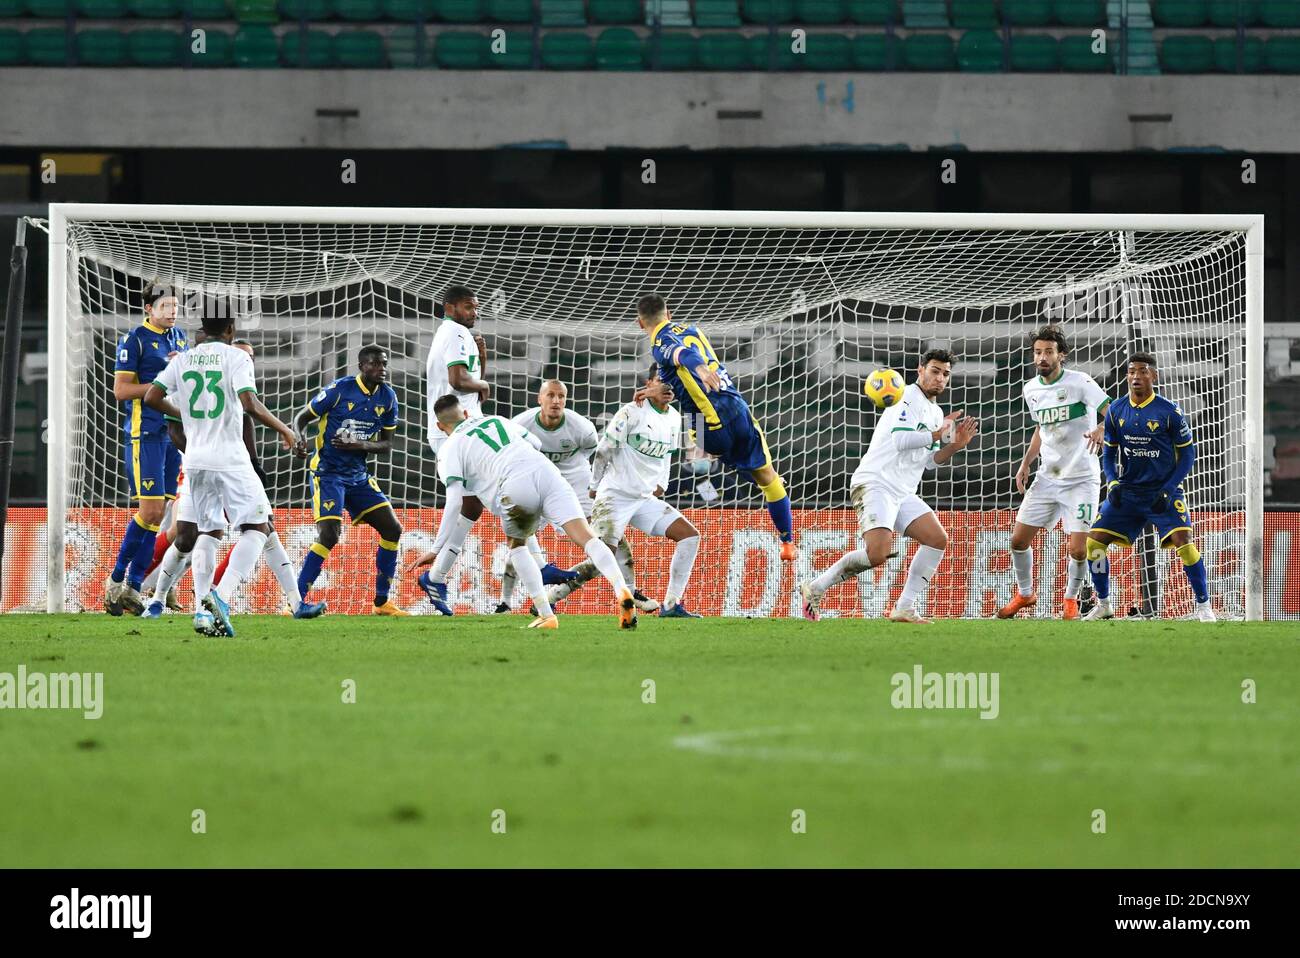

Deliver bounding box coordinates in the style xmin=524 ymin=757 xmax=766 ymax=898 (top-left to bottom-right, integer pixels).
xmin=1150 ymin=488 xmax=1175 ymax=515
xmin=1106 ymin=481 xmax=1123 ymax=507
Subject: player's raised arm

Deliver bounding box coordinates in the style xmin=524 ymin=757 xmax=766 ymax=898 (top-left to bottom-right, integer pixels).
xmin=932 ymin=413 xmax=978 ymax=466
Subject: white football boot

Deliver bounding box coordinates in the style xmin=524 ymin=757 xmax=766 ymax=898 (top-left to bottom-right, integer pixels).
xmin=1082 ymin=599 xmax=1115 ymax=620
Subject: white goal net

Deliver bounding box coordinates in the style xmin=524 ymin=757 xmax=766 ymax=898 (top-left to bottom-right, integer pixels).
xmin=41 ymin=208 xmax=1265 ymax=619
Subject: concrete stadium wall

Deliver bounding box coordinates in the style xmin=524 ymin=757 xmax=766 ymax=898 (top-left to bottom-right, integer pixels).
xmin=2 ymin=69 xmax=1299 ymax=152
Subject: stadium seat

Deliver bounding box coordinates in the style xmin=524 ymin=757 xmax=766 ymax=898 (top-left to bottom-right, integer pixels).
xmin=695 ymin=31 xmax=747 ymax=68
xmin=281 ymin=0 xmax=330 ymax=17
xmin=903 ymin=32 xmax=955 ymax=70
xmin=1052 ymin=0 xmax=1104 ymax=26
xmin=590 ymin=0 xmax=640 ymax=22
xmin=645 ymin=0 xmax=691 ymax=25
xmin=335 ymin=29 xmax=386 ymax=66
xmin=1207 ymin=0 xmax=1258 ymax=26
xmin=25 ymin=27 xmax=72 ymax=65
xmin=804 ymin=31 xmax=851 ymax=69
xmin=0 ymin=29 xmax=23 ymax=65
xmin=742 ymin=0 xmax=795 ymax=23
xmin=1152 ymin=0 xmax=1209 ymax=25
xmin=795 ymin=0 xmax=848 ymax=23
xmin=387 ymin=25 xmax=432 ymax=66
xmin=851 ymin=31 xmax=901 ymax=68
xmin=1265 ymin=35 xmax=1300 ymax=72
xmin=129 ymin=0 xmax=181 ymax=16
xmin=749 ymin=31 xmax=799 ymax=68
xmin=486 ymin=28 xmax=533 ymax=66
xmin=1009 ymin=32 xmax=1058 ymax=70
xmin=1001 ymin=0 xmax=1051 ymax=24
xmin=902 ymin=0 xmax=947 ymax=27
xmin=0 ymin=0 xmax=21 ymax=14
xmin=435 ymin=29 xmax=487 ymax=66
xmin=77 ymin=0 xmax=128 ymax=16
xmin=540 ymin=0 xmax=587 ymax=25
xmin=541 ymin=30 xmax=594 ymax=67
xmin=332 ymin=0 xmax=381 ymax=19
xmin=232 ymin=0 xmax=279 ymax=21
xmin=1160 ymin=34 xmax=1214 ymax=72
xmin=1059 ymin=32 xmax=1111 ymax=70
xmin=1213 ymin=34 xmax=1262 ymax=72
xmin=76 ymin=29 xmax=128 ymax=65
xmin=182 ymin=0 xmax=234 ymax=18
xmin=957 ymin=28 xmax=1003 ymax=71
xmin=646 ymin=30 xmax=697 ymax=68
xmin=848 ymin=0 xmax=894 ymax=21
xmin=233 ymin=24 xmax=280 ymax=65
xmin=694 ymin=0 xmax=741 ymax=26
xmin=486 ymin=0 xmax=532 ymax=20
xmin=281 ymin=27 xmax=333 ymax=65
xmin=594 ymin=26 xmax=643 ymax=67
xmin=25 ymin=0 xmax=74 ymax=15
xmin=189 ymin=28 xmax=232 ymax=64
xmin=129 ymin=28 xmax=184 ymax=65
xmin=951 ymin=0 xmax=997 ymax=28
xmin=1260 ymin=0 xmax=1300 ymax=27
xmin=436 ymin=0 xmax=486 ymax=20
xmin=385 ymin=0 xmax=436 ymax=16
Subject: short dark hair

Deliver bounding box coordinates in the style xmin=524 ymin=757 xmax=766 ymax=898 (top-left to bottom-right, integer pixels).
xmin=201 ymin=314 xmax=232 ymax=337
xmin=442 ymin=285 xmax=475 ymax=307
xmin=358 ymin=344 xmax=386 ymax=366
xmin=920 ymin=348 xmax=955 ymax=368
xmin=142 ymin=277 xmax=174 ymax=310
xmin=232 ymin=338 xmax=252 ymax=347
xmin=1128 ymin=353 xmax=1158 ymax=369
xmin=1029 ymin=325 xmax=1068 ymax=355
xmin=433 ymin=394 xmax=462 ymax=420
xmin=637 ymin=293 xmax=667 ymax=320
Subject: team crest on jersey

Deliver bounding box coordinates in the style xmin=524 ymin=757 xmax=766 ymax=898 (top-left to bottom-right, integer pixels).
xmin=152 ymin=342 xmax=159 ymax=349
xmin=376 ymin=407 xmax=385 ymax=416
xmin=1119 ymin=417 xmax=1125 ymax=427
xmin=322 ymin=500 xmax=335 ymax=510
xmin=347 ymin=402 xmax=355 ymax=411
xmin=142 ymin=479 xmax=155 ymax=490
xmin=1147 ymin=420 xmax=1160 ymax=432
xmin=1056 ymin=388 xmax=1067 ymax=401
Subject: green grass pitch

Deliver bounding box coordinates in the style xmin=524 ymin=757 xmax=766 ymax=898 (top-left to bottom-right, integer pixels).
xmin=1 ymin=613 xmax=1296 ymax=868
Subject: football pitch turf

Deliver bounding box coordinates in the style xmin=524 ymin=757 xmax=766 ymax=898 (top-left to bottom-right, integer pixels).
xmin=1 ymin=614 xmax=1296 ymax=868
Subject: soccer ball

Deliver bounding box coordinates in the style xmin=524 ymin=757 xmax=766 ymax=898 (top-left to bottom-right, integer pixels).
xmin=864 ymin=369 xmax=905 ymax=409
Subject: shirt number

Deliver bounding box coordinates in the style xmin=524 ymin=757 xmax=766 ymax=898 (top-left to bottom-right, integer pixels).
xmin=682 ymin=334 xmax=734 ymax=389
xmin=182 ymin=370 xmax=226 ymax=419
xmin=469 ymin=418 xmax=511 ymax=452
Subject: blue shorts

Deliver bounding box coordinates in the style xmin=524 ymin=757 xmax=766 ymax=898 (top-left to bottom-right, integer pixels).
xmin=124 ymin=435 xmax=182 ymax=500
xmin=312 ymin=472 xmax=390 ymax=525
xmin=1091 ymin=486 xmax=1193 ymax=547
xmin=698 ymin=400 xmax=774 ymax=474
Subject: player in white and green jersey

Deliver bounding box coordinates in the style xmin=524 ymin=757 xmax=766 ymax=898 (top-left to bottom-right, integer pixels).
xmin=998 ymin=325 xmax=1109 ymax=620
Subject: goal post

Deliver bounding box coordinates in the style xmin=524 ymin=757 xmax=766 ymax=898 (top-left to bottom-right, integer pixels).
xmin=41 ymin=206 xmax=1267 ymax=619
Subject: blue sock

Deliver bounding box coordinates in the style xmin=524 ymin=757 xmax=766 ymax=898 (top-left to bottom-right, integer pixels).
xmin=757 ymin=476 xmax=794 ymax=543
xmin=126 ymin=524 xmax=159 ymax=591
xmin=112 ymin=516 xmax=149 ymax=584
xmin=1177 ymin=543 xmax=1209 ymax=604
xmin=298 ymin=542 xmax=331 ymax=600
xmin=375 ymin=539 xmax=399 ymax=605
xmin=1088 ymin=554 xmax=1110 ymax=600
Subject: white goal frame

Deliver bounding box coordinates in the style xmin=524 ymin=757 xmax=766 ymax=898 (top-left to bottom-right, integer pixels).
xmin=44 ymin=205 xmax=1266 ymax=619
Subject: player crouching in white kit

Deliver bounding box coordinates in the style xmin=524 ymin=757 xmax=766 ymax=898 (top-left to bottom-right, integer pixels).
xmin=547 ymin=373 xmax=702 ymax=618
xmin=432 ymin=395 xmax=639 ymax=630
xmin=143 ymin=314 xmax=304 ymax=637
xmin=799 ymin=350 xmax=978 ymax=623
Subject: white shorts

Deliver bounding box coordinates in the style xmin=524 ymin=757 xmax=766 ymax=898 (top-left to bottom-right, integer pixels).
xmin=177 ymin=465 xmax=271 ymax=531
xmin=591 ymin=491 xmax=683 ymax=543
xmin=851 ymin=484 xmax=933 ymax=536
xmin=496 ymin=460 xmax=586 ymax=539
xmin=1015 ymin=475 xmax=1100 ymax=535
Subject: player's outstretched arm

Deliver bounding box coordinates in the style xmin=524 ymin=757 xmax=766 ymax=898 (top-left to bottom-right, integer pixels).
xmin=240 ymin=391 xmax=296 ymax=451
xmin=933 ymin=416 xmax=978 ymax=466
xmin=1015 ymin=427 xmax=1041 ymax=493
xmin=142 ymin=383 xmax=183 ymax=422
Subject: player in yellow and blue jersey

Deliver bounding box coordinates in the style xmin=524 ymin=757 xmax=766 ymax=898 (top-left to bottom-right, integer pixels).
xmin=105 ymin=279 xmax=189 ymax=615
xmin=293 ymin=345 xmax=408 ymax=616
xmin=637 ymin=293 xmax=797 ymax=560
xmin=1084 ymin=353 xmax=1214 ymax=622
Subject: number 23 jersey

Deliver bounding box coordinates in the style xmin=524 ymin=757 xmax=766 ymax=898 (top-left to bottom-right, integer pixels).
xmin=153 ymin=342 xmax=257 ymax=473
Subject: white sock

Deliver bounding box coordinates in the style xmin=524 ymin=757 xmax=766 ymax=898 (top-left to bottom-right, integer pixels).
xmin=583 ymin=537 xmax=628 ymax=596
xmin=150 ymin=542 xmax=189 ymax=605
xmin=263 ymin=530 xmax=301 ymax=611
xmin=896 ymin=544 xmax=944 ymax=611
xmin=550 ymin=561 xmax=597 ymax=602
xmin=191 ymin=535 xmax=219 ymax=611
xmin=500 ymin=562 xmax=518 ymax=605
xmin=810 ymin=548 xmax=874 ymax=595
xmin=1011 ymin=547 xmax=1034 ymax=596
xmin=431 ymin=514 xmax=476 ymax=584
xmin=527 ymin=534 xmax=546 ymax=565
xmin=216 ymin=529 xmax=267 ymax=603
xmin=1065 ymin=557 xmax=1087 ymax=599
xmin=615 ymin=538 xmax=636 ymax=590
xmin=662 ymin=535 xmax=700 ymax=609
xmin=510 ymin=546 xmax=552 ymax=618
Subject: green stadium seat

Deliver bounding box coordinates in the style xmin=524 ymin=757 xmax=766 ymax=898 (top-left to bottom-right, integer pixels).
xmin=748 ymin=31 xmax=799 ymax=68
xmin=1208 ymin=0 xmax=1258 ymax=26
xmin=281 ymin=27 xmax=332 ymax=65
xmin=383 ymin=0 xmax=434 ymax=15
xmin=486 ymin=0 xmax=533 ymax=20
xmin=233 ymin=24 xmax=280 ymax=65
xmin=695 ymin=0 xmax=740 ymax=26
xmin=590 ymin=0 xmax=640 ymax=22
xmin=1009 ymin=33 xmax=1057 ymax=70
xmin=335 ymin=29 xmax=386 ymax=66
xmin=0 ymin=0 xmax=21 ymax=16
xmin=182 ymin=0 xmax=233 ymax=18
xmin=25 ymin=27 xmax=72 ymax=65
xmin=594 ymin=26 xmax=643 ymax=67
xmin=1264 ymin=36 xmax=1300 ymax=72
xmin=1161 ymin=34 xmax=1214 ymax=72
xmin=902 ymin=0 xmax=947 ymax=26
xmin=804 ymin=31 xmax=851 ymax=69
xmin=1213 ymin=35 xmax=1262 ymax=72
xmin=903 ymin=32 xmax=955 ymax=69
xmin=696 ymin=31 xmax=747 ymax=68
xmin=742 ymin=0 xmax=794 ymax=22
xmin=1059 ymin=32 xmax=1111 ymax=70
xmin=486 ymin=29 xmax=533 ymax=66
xmin=188 ymin=28 xmax=232 ymax=64
xmin=77 ymin=0 xmax=128 ymax=16
xmin=848 ymin=0 xmax=895 ymax=22
xmin=951 ymin=0 xmax=997 ymax=28
xmin=957 ymin=28 xmax=1002 ymax=71
xmin=129 ymin=0 xmax=181 ymax=16
xmin=232 ymin=0 xmax=279 ymax=21
xmin=540 ymin=30 xmax=593 ymax=67
xmin=1052 ymin=0 xmax=1103 ymax=26
xmin=646 ymin=30 xmax=696 ymax=67
xmin=851 ymin=31 xmax=900 ymax=68
xmin=0 ymin=29 xmax=23 ymax=65
xmin=795 ymin=0 xmax=847 ymax=23
xmin=436 ymin=29 xmax=487 ymax=66
xmin=387 ymin=24 xmax=431 ymax=65
xmin=76 ymin=29 xmax=128 ymax=65
xmin=645 ymin=0 xmax=691 ymax=25
xmin=1259 ymin=0 xmax=1300 ymax=27
xmin=129 ymin=28 xmax=184 ymax=65
xmin=436 ymin=0 xmax=486 ymax=20
xmin=333 ymin=0 xmax=380 ymax=19
xmin=280 ymin=0 xmax=330 ymax=18
xmin=25 ymin=0 xmax=74 ymax=15
xmin=539 ymin=0 xmax=586 ymax=25
xmin=1152 ymin=0 xmax=1208 ymax=25
xmin=1001 ymin=0 xmax=1051 ymax=24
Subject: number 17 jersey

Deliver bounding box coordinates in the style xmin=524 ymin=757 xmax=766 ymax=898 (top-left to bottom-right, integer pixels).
xmin=153 ymin=342 xmax=257 ymax=473
xmin=435 ymin=414 xmax=545 ymax=501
